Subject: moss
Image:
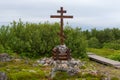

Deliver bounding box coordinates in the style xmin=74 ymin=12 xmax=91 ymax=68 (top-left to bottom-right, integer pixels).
xmin=7 ymin=70 xmax=46 ymax=80
xmin=1 ymin=56 xmax=120 ymax=80
xmin=53 ymin=71 xmax=104 ymax=80
xmin=111 ymin=77 xmax=119 ymax=80
xmin=0 ymin=62 xmax=7 ymax=67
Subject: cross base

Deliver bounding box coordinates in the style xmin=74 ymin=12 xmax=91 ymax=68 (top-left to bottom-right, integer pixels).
xmin=49 ymin=60 xmax=80 ymax=79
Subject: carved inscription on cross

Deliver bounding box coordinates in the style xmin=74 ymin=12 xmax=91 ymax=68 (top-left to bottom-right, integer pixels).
xmin=50 ymin=7 xmax=73 ymax=45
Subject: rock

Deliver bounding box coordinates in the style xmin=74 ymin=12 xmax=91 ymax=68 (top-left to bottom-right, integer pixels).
xmin=29 ymin=70 xmax=36 ymax=73
xmin=36 ymin=57 xmax=53 ymax=66
xmin=32 ymin=63 xmax=38 ymax=67
xmin=14 ymin=59 xmax=21 ymax=62
xmin=57 ymin=45 xmax=67 ymax=54
xmin=40 ymin=60 xmax=46 ymax=64
xmin=0 ymin=72 xmax=7 ymax=80
xmin=67 ymin=68 xmax=78 ymax=76
xmin=36 ymin=60 xmax=41 ymax=63
xmin=0 ymin=53 xmax=12 ymax=62
xmin=37 ymin=57 xmax=83 ymax=78
xmin=49 ymin=59 xmax=81 ymax=78
xmin=24 ymin=60 xmax=29 ymax=64
xmin=44 ymin=63 xmax=49 ymax=66
xmin=61 ymin=64 xmax=68 ymax=69
xmin=46 ymin=60 xmax=51 ymax=64
xmin=89 ymin=70 xmax=98 ymax=76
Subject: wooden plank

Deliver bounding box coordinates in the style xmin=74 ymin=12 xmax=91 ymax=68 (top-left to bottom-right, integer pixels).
xmin=87 ymin=52 xmax=120 ymax=69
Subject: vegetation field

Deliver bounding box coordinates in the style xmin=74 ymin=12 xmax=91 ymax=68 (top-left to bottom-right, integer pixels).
xmin=0 ymin=21 xmax=120 ymax=79
xmin=87 ymin=48 xmax=120 ymax=61
xmin=0 ymin=58 xmax=120 ymax=80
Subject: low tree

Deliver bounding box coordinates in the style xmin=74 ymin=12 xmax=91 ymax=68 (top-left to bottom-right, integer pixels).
xmin=88 ymin=37 xmax=101 ymax=48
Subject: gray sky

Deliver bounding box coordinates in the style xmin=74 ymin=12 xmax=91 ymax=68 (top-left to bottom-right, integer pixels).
xmin=0 ymin=0 xmax=120 ymax=29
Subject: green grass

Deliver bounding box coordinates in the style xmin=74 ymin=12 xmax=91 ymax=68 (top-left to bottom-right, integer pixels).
xmin=87 ymin=48 xmax=120 ymax=61
xmin=53 ymin=71 xmax=103 ymax=80
xmin=0 ymin=59 xmax=48 ymax=80
xmin=0 ymin=56 xmax=120 ymax=80
xmin=0 ymin=59 xmax=103 ymax=80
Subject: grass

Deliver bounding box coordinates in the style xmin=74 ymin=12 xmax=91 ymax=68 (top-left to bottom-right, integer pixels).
xmin=0 ymin=59 xmax=49 ymax=80
xmin=87 ymin=48 xmax=120 ymax=61
xmin=87 ymin=48 xmax=120 ymax=57
xmin=53 ymin=71 xmax=102 ymax=80
xmin=0 ymin=56 xmax=120 ymax=80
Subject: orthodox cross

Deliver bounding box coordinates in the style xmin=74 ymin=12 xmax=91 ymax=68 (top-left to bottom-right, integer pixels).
xmin=50 ymin=7 xmax=73 ymax=45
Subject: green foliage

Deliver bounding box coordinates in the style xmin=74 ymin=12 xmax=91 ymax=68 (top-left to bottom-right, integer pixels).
xmin=65 ymin=27 xmax=87 ymax=58
xmin=95 ymin=28 xmax=115 ymax=44
xmin=8 ymin=71 xmax=45 ymax=80
xmin=84 ymin=28 xmax=120 ymax=49
xmin=1 ymin=58 xmax=120 ymax=80
xmin=53 ymin=71 xmax=104 ymax=80
xmin=103 ymin=40 xmax=120 ymax=50
xmin=0 ymin=20 xmax=87 ymax=58
xmin=0 ymin=44 xmax=5 ymax=53
xmin=112 ymin=28 xmax=120 ymax=40
xmin=0 ymin=20 xmax=59 ymax=58
xmin=87 ymin=48 xmax=120 ymax=61
xmin=1 ymin=19 xmax=120 ymax=58
xmin=108 ymin=53 xmax=120 ymax=61
xmin=0 ymin=59 xmax=47 ymax=80
xmin=88 ymin=37 xmax=100 ymax=48
xmin=111 ymin=77 xmax=119 ymax=80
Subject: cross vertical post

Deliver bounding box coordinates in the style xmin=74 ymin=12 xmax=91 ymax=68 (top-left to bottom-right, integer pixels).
xmin=50 ymin=7 xmax=73 ymax=45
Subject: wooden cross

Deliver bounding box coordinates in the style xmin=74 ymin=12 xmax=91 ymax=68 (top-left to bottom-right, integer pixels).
xmin=50 ymin=7 xmax=73 ymax=45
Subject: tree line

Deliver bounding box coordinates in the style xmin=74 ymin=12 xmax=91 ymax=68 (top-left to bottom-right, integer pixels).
xmin=0 ymin=20 xmax=87 ymax=58
xmin=0 ymin=20 xmax=120 ymax=58
xmin=83 ymin=28 xmax=120 ymax=50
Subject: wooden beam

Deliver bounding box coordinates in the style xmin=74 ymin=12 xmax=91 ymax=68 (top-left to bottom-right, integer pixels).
xmin=50 ymin=15 xmax=73 ymax=18
xmin=57 ymin=10 xmax=66 ymax=13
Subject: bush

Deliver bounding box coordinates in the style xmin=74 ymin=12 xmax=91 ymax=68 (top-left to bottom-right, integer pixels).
xmin=0 ymin=44 xmax=5 ymax=53
xmin=108 ymin=54 xmax=120 ymax=61
xmin=103 ymin=40 xmax=120 ymax=50
xmin=88 ymin=37 xmax=101 ymax=48
xmin=0 ymin=20 xmax=87 ymax=58
xmin=65 ymin=27 xmax=87 ymax=58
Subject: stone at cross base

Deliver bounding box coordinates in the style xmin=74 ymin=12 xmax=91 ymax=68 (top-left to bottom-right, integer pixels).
xmin=49 ymin=7 xmax=81 ymax=79
xmin=52 ymin=44 xmax=71 ymax=60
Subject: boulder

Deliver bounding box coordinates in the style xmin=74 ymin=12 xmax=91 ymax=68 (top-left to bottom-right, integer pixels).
xmin=0 ymin=72 xmax=7 ymax=80
xmin=0 ymin=53 xmax=12 ymax=62
xmin=36 ymin=57 xmax=53 ymax=66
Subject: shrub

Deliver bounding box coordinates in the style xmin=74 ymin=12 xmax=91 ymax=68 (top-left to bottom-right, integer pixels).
xmin=65 ymin=27 xmax=87 ymax=58
xmin=0 ymin=20 xmax=87 ymax=58
xmin=0 ymin=44 xmax=5 ymax=53
xmin=108 ymin=54 xmax=120 ymax=61
xmin=88 ymin=37 xmax=101 ymax=48
xmin=103 ymin=40 xmax=120 ymax=50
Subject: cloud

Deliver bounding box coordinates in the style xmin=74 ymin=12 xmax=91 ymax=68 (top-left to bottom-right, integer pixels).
xmin=0 ymin=0 xmax=120 ymax=29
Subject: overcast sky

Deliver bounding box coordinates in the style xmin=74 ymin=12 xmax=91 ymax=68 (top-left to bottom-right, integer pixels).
xmin=0 ymin=0 xmax=120 ymax=29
